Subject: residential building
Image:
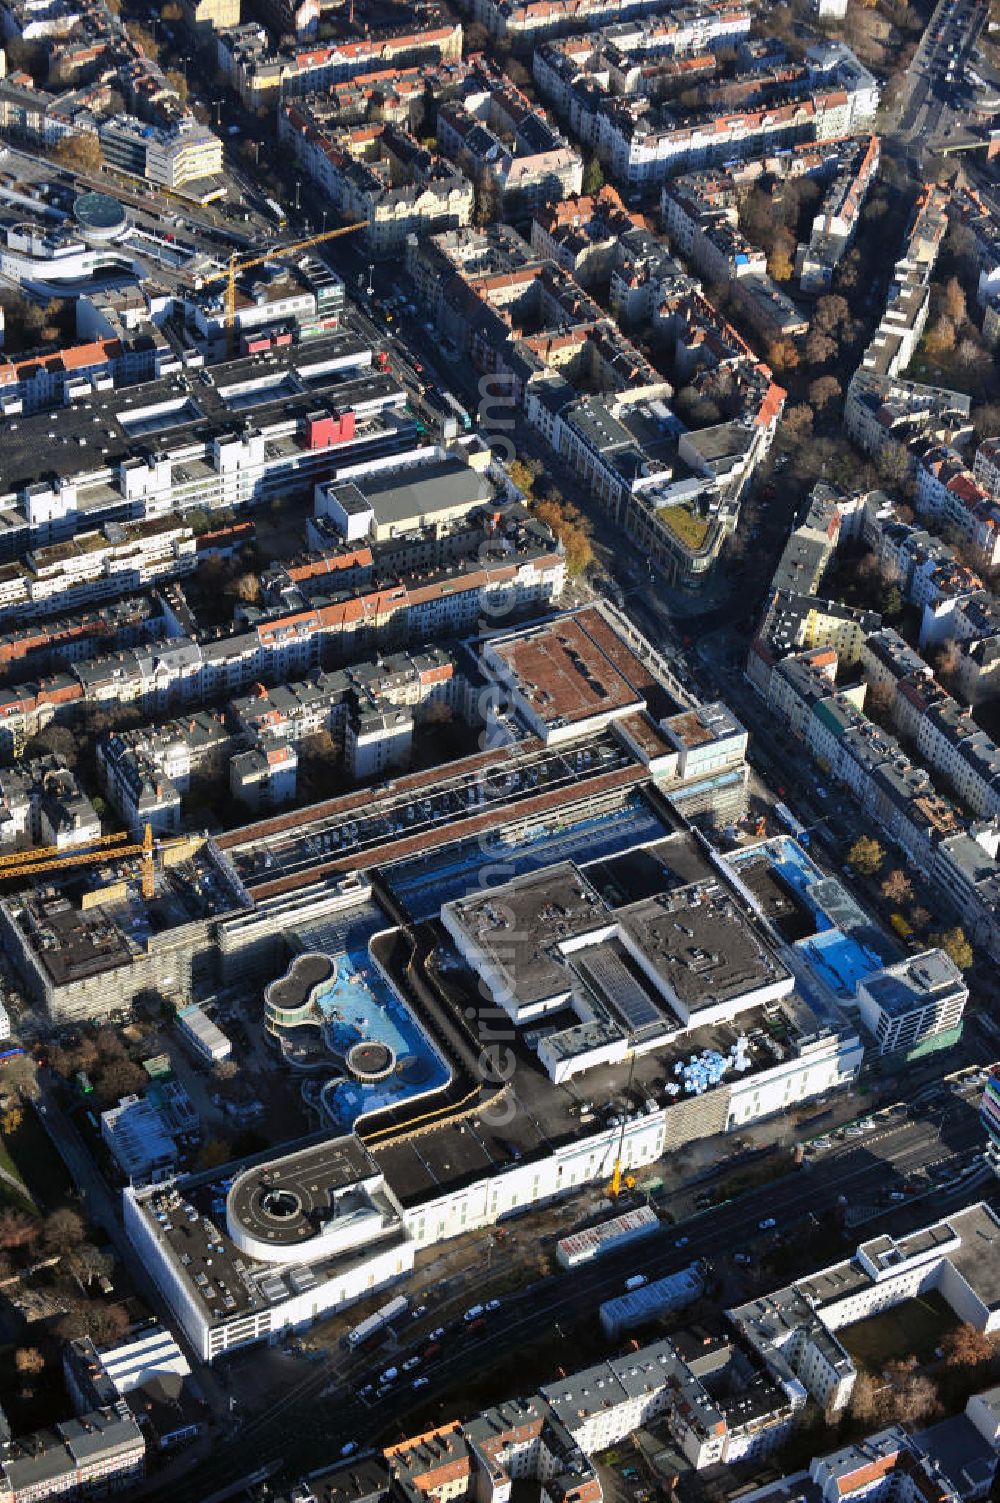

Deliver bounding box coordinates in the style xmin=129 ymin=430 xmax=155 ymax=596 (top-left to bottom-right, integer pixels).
xmin=437 ymin=62 xmax=583 ymax=214
xmin=856 ymin=950 xmax=968 ymax=1054
xmin=215 ymin=20 xmax=463 ymax=111
xmin=277 ymin=112 xmax=474 ymax=255
xmin=0 ymin=755 xmax=100 ymax=851
xmin=101 ymin=1094 xmax=180 ymax=1184
xmin=730 ymin=1202 xmax=1000 ymax=1412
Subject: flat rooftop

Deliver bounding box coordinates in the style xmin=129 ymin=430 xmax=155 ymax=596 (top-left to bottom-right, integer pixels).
xmin=443 ymin=861 xmax=606 ymax=1009
xmin=616 ymin=712 xmax=676 ymax=762
xmin=0 ymin=332 xmax=388 ymax=492
xmin=330 ymin=454 xmax=494 ymax=527
xmin=862 ymin=950 xmax=964 ymax=1016
xmin=734 ymin=856 xmax=817 ymax=943
xmin=6 ymin=843 xmax=246 ymax=987
xmin=267 ymin=952 xmax=334 ymax=1013
xmin=135 ymin=1136 xmax=401 ymax=1331
xmin=13 ymin=892 xmax=134 ymax=987
xmin=665 ymin=702 xmax=745 ymax=749
xmin=371 ymin=958 xmax=826 ymax=1211
xmin=583 ymin=831 xmax=717 ymax=907
xmin=222 ymin=730 xmax=642 ymax=901
xmin=492 ymin=614 xmax=645 ymax=730
xmin=789 ymin=1204 xmax=1000 ymax=1321
xmin=617 ymin=880 xmax=790 ymax=1016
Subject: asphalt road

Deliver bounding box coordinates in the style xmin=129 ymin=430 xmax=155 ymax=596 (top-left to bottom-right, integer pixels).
xmin=128 ymin=1098 xmax=994 ymax=1501
xmin=894 ymin=0 xmax=986 ymax=158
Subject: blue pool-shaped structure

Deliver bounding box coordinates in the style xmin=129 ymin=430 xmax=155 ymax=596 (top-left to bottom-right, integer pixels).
xmin=265 ymin=948 xmax=450 ymax=1130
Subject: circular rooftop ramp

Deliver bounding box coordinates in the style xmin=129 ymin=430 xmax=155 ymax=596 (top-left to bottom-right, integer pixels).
xmin=73 ymin=191 xmax=128 ymax=242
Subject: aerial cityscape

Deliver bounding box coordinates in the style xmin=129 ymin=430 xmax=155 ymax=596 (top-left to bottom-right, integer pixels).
xmin=1 ymin=0 xmax=1000 ymax=1498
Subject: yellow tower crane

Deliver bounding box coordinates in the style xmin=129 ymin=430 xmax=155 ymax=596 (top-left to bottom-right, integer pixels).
xmin=0 ymin=824 xmax=189 ymax=901
xmin=196 ymin=222 xmax=365 ymax=353
xmin=609 ymin=1053 xmax=638 ymax=1199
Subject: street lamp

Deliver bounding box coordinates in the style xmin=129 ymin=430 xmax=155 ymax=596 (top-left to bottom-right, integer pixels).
xmin=293 ymin=179 xmax=301 ymax=212
xmin=366 ymin=263 xmax=374 ymax=297
xmin=321 ymin=209 xmax=328 ymax=232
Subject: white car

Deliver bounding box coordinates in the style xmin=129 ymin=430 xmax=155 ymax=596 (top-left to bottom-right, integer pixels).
xmin=341 ymin=1443 xmax=358 ymax=1458
xmin=429 ymin=1327 xmax=446 ymax=1342
xmin=402 ymin=1356 xmax=421 ymax=1372
xmin=485 ymin=1299 xmax=502 ymax=1313
xmin=758 ymin=1217 xmax=777 ymax=1231
xmin=413 ymin=1376 xmax=430 ymax=1389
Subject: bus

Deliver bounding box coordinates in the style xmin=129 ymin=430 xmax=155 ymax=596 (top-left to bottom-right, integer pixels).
xmin=263 ymin=197 xmax=287 ymax=228
xmin=441 ymin=390 xmax=472 ymax=431
xmin=773 ymin=801 xmax=809 ymax=845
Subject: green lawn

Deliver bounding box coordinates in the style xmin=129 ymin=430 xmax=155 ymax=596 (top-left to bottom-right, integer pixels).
xmin=0 ymin=1131 xmax=36 ymax=1213
xmin=5 ymin=1107 xmax=73 ymax=1209
xmin=839 ymin=1291 xmax=957 ymax=1370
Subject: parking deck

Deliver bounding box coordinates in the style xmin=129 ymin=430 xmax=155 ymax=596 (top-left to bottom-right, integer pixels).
xmin=220 ymin=732 xmax=645 ymax=900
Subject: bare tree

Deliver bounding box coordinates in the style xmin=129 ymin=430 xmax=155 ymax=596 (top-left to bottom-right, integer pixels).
xmin=198 ymin=1138 xmax=232 ymax=1170
xmin=15 ymin=1346 xmax=45 ymax=1394
xmin=14 ymin=1347 xmax=44 ymax=1377
xmin=0 ymin=1209 xmax=38 ymax=1250
xmin=43 ymin=1207 xmax=85 ymax=1255
xmin=941 ymin=1323 xmax=997 ymax=1374
xmin=814 ymin=294 xmax=851 ymax=338
xmin=885 ymin=1359 xmax=939 ymax=1425
xmin=93 ymin=1058 xmax=147 ymax=1105
xmin=421 ymin=699 xmax=454 ymax=727
xmin=234 ymin=573 xmax=262 ymax=605
xmin=94 ymin=1027 xmax=126 ymax=1063
xmin=53 ymin=133 xmax=102 ymax=174
xmin=867 ymin=680 xmax=895 ymax=723
xmin=941 ymin=275 xmax=967 ymax=326
xmin=881 ymin=869 xmax=913 ymax=905
xmin=803 ymin=329 xmax=837 ymax=367
xmin=850 ymin=1370 xmax=889 ymax=1425
xmin=935 ymin=640 xmax=962 ymax=687
xmin=809 ymin=375 xmax=842 ymax=412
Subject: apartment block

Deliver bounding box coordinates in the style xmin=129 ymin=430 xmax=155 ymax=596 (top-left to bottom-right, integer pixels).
xmin=796 ymin=134 xmax=879 ymax=293
xmin=437 ymin=62 xmax=582 ymax=213
xmin=846 ymin=185 xmax=950 ymax=439
xmin=215 ymin=20 xmax=463 ymax=111
xmin=534 ymin=36 xmax=877 ymax=187
xmin=277 ymin=110 xmax=473 ymax=255
xmin=0 ymin=754 xmax=100 ymax=851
